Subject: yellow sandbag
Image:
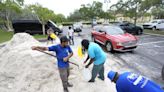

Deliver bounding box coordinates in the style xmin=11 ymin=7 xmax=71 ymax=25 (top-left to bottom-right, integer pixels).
xmin=77 ymin=46 xmax=84 ymax=58
xmin=50 ymin=33 xmax=57 ymax=39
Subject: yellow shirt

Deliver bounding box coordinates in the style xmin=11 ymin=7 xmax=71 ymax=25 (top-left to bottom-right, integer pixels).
xmin=50 ymin=33 xmax=57 ymax=39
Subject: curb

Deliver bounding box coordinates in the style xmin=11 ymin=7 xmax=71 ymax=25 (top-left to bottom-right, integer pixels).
xmin=144 ymin=33 xmax=164 ymax=37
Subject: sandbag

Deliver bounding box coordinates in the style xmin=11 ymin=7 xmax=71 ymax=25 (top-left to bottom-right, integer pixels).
xmin=82 ymin=68 xmax=91 ymax=81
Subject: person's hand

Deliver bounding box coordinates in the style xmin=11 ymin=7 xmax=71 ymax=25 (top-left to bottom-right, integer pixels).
xmin=83 ymin=60 xmax=87 ymax=64
xmin=63 ymin=57 xmax=69 ymax=62
xmin=31 ymin=46 xmax=38 ymax=50
xmin=85 ymin=65 xmax=89 ymax=68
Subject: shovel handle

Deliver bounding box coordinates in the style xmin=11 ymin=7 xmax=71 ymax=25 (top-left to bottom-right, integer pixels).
xmin=36 ymin=50 xmax=79 ymax=68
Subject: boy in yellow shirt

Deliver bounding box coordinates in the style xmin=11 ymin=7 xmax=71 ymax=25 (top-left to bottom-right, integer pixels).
xmin=47 ymin=28 xmax=57 ymax=44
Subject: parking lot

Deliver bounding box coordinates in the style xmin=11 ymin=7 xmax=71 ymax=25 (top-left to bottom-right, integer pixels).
xmin=114 ymin=34 xmax=164 ymax=85
xmin=66 ymin=26 xmax=164 ymax=85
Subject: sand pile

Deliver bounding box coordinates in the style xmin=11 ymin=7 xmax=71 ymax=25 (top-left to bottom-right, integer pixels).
xmin=0 ymin=33 xmax=118 ymax=92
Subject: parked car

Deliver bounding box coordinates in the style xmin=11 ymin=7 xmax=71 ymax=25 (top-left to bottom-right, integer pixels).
xmin=91 ymin=25 xmax=138 ymax=52
xmin=73 ymin=22 xmax=82 ymax=32
xmin=111 ymin=22 xmax=143 ymax=35
xmin=12 ymin=20 xmax=62 ymax=35
xmin=46 ymin=20 xmax=62 ymax=35
xmin=143 ymin=19 xmax=164 ymax=30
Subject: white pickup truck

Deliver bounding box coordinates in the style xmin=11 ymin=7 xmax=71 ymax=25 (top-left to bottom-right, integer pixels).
xmin=143 ymin=19 xmax=164 ymax=30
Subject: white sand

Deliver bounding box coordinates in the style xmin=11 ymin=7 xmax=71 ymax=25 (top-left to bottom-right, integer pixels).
xmin=0 ymin=33 xmax=132 ymax=92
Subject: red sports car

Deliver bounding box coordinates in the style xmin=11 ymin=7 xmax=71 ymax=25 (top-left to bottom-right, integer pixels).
xmin=91 ymin=25 xmax=138 ymax=52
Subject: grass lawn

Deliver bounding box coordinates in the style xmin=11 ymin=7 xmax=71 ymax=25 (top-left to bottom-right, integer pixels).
xmin=144 ymin=29 xmax=164 ymax=35
xmin=0 ymin=29 xmax=47 ymax=43
xmin=33 ymin=34 xmax=47 ymax=39
xmin=0 ymin=30 xmax=14 ymax=43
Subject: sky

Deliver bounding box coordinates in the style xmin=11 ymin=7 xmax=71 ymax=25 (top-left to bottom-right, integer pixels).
xmin=24 ymin=0 xmax=118 ymax=17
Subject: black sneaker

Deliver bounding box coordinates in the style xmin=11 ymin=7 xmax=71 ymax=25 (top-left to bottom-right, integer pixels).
xmin=68 ymin=83 xmax=73 ymax=87
xmin=88 ymin=79 xmax=95 ymax=82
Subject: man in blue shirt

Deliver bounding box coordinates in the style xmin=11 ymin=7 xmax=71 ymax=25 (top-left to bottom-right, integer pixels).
xmin=107 ymin=70 xmax=164 ymax=92
xmin=81 ymin=39 xmax=106 ymax=82
xmin=32 ymin=36 xmax=73 ymax=92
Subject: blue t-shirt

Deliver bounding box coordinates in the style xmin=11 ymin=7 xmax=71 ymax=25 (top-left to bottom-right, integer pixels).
xmin=116 ymin=72 xmax=164 ymax=92
xmin=48 ymin=44 xmax=73 ymax=68
xmin=88 ymin=42 xmax=106 ymax=65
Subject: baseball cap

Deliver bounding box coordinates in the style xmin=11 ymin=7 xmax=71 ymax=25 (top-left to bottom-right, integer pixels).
xmin=60 ymin=36 xmax=69 ymax=42
xmin=107 ymin=70 xmax=117 ymax=81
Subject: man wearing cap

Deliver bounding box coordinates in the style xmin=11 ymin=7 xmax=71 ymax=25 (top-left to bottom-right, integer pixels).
xmin=31 ymin=36 xmax=73 ymax=92
xmin=107 ymin=70 xmax=164 ymax=92
xmin=81 ymin=39 xmax=107 ymax=82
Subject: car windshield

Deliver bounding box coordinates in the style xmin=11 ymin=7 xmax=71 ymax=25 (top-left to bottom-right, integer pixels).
xmin=151 ymin=21 xmax=158 ymax=23
xmin=104 ymin=26 xmax=124 ymax=35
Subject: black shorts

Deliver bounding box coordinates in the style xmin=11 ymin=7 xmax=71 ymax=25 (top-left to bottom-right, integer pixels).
xmin=47 ymin=36 xmax=53 ymax=41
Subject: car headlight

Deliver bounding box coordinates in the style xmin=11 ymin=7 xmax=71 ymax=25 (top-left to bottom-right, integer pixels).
xmin=117 ymin=42 xmax=123 ymax=46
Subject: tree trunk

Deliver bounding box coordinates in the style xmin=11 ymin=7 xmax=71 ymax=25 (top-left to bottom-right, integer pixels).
xmin=6 ymin=13 xmax=12 ymax=31
xmin=134 ymin=17 xmax=137 ymax=25
xmin=42 ymin=23 xmax=45 ymax=35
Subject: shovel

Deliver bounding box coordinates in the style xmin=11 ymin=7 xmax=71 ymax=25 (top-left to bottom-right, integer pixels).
xmin=35 ymin=49 xmax=79 ymax=68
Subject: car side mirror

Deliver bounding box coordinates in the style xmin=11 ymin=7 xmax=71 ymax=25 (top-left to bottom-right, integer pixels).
xmin=99 ymin=30 xmax=103 ymax=32
xmin=102 ymin=31 xmax=107 ymax=35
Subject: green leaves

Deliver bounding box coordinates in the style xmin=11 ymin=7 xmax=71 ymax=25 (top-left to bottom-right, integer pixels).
xmin=110 ymin=0 xmax=164 ymax=24
xmin=28 ymin=4 xmax=66 ymax=24
xmin=68 ymin=1 xmax=114 ymax=21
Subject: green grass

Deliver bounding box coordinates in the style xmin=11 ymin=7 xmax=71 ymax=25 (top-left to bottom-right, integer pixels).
xmin=0 ymin=29 xmax=47 ymax=43
xmin=0 ymin=30 xmax=14 ymax=43
xmin=144 ymin=29 xmax=164 ymax=35
xmin=33 ymin=34 xmax=47 ymax=39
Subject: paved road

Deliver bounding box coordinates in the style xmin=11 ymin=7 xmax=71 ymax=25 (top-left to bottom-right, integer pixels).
xmin=65 ymin=26 xmax=164 ymax=85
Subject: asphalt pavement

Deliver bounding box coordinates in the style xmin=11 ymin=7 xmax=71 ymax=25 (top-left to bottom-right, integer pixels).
xmin=68 ymin=26 xmax=164 ymax=86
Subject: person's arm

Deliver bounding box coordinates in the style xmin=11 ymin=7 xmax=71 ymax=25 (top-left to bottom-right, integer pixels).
xmin=31 ymin=46 xmax=48 ymax=51
xmin=84 ymin=55 xmax=90 ymax=64
xmin=85 ymin=58 xmax=94 ymax=68
xmin=63 ymin=46 xmax=73 ymax=62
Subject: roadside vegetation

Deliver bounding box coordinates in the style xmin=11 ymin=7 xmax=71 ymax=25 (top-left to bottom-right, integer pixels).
xmin=144 ymin=29 xmax=164 ymax=35
xmin=0 ymin=30 xmax=46 ymax=43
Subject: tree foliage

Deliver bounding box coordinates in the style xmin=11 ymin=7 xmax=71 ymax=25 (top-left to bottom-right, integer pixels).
xmin=110 ymin=0 xmax=164 ymax=24
xmin=68 ymin=1 xmax=115 ymax=22
xmin=0 ymin=1 xmax=66 ymax=31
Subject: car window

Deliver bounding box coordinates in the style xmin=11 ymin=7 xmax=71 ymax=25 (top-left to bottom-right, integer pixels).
xmin=104 ymin=26 xmax=124 ymax=35
xmin=151 ymin=21 xmax=158 ymax=23
xmin=128 ymin=23 xmax=135 ymax=27
xmin=159 ymin=20 xmax=164 ymax=23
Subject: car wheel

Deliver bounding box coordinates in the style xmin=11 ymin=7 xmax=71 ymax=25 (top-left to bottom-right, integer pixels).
xmin=106 ymin=42 xmax=113 ymax=52
xmin=152 ymin=26 xmax=156 ymax=31
xmin=162 ymin=65 xmax=164 ymax=80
